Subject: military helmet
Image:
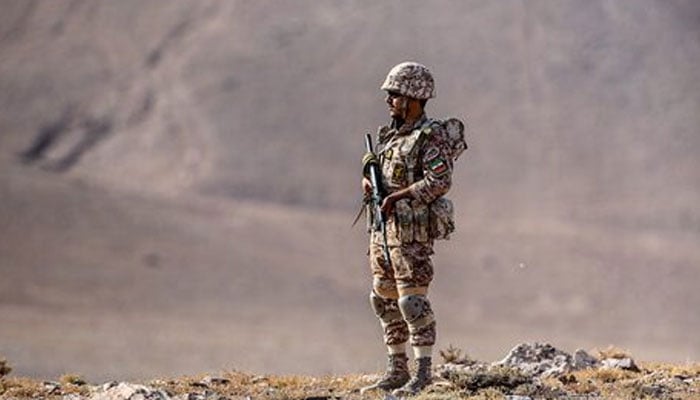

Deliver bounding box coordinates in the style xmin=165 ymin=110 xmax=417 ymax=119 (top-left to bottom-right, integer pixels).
xmin=380 ymin=61 xmax=435 ymax=100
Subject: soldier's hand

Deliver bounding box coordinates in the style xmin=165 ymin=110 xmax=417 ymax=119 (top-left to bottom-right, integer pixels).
xmin=380 ymin=192 xmax=399 ymax=216
xmin=362 ymin=177 xmax=372 ymax=194
xmin=380 ymin=188 xmax=412 ymax=216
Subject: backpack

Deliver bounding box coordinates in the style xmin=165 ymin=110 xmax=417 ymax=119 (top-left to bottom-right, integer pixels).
xmin=425 ymin=117 xmax=466 ymax=240
xmin=440 ymin=117 xmax=468 ymax=162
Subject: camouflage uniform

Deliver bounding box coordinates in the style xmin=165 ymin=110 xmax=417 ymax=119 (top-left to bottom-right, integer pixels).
xmin=369 ymin=114 xmax=453 ymax=348
xmin=363 ymin=61 xmax=455 ymax=396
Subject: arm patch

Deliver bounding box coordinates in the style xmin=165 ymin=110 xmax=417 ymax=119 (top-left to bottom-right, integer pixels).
xmin=424 ymin=147 xmax=440 ymax=162
xmin=428 ymin=157 xmax=448 ymax=176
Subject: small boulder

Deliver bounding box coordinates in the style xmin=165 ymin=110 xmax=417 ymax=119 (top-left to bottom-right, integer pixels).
xmin=201 ymin=376 xmax=230 ymax=386
xmin=601 ymin=357 xmax=640 ymax=372
xmin=573 ymin=349 xmax=599 ymax=369
xmin=90 ymin=382 xmax=171 ymax=400
xmin=494 ymin=342 xmax=574 ymax=377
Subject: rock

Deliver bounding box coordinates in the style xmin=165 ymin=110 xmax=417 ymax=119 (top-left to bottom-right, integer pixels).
xmin=506 ymin=396 xmax=533 ymax=400
xmin=90 ymin=382 xmax=171 ymax=400
xmin=600 ymin=357 xmax=640 ymax=372
xmin=640 ymin=384 xmax=667 ymax=397
xmin=573 ymin=349 xmax=599 ymax=369
xmin=494 ymin=342 xmax=574 ymax=377
xmin=103 ymin=381 xmax=119 ymax=391
xmin=43 ymin=381 xmax=62 ymax=394
xmin=201 ymin=376 xmax=230 ymax=386
xmin=189 ymin=381 xmax=209 ymax=389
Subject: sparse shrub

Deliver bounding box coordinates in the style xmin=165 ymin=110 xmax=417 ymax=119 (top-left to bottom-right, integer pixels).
xmin=443 ymin=364 xmax=531 ymax=394
xmin=60 ymin=373 xmax=86 ymax=386
xmin=439 ymin=344 xmax=474 ymax=365
xmin=0 ymin=358 xmax=11 ymax=377
xmin=472 ymin=387 xmax=507 ymax=399
xmin=596 ymin=345 xmax=632 ymax=360
xmin=580 ymin=367 xmax=637 ymax=384
xmin=413 ymin=390 xmax=469 ymax=400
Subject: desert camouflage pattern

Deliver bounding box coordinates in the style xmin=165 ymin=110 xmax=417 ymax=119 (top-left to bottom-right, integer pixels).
xmin=409 ymin=319 xmax=436 ymax=346
xmin=380 ymin=62 xmax=435 ymax=100
xmin=430 ymin=197 xmax=455 ymax=240
xmin=366 ymin=113 xmax=453 ymax=348
xmin=370 ymin=291 xmax=409 ymax=345
xmin=370 ymin=241 xmax=434 ymax=291
xmin=398 ymin=294 xmax=436 ymax=346
xmin=370 ymin=115 xmax=453 ymax=245
xmin=370 ymin=242 xmax=436 ymax=346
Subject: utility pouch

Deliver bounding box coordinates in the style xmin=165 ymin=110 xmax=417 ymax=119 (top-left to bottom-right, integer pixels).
xmin=412 ymin=200 xmax=431 ymax=242
xmin=430 ymin=197 xmax=455 ymax=240
xmin=395 ymin=199 xmax=414 ymax=243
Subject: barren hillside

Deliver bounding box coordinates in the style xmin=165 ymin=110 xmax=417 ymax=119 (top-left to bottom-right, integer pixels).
xmin=1 ymin=0 xmax=699 ymax=381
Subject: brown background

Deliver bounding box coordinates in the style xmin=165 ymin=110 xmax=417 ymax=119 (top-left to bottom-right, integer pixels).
xmin=1 ymin=0 xmax=699 ymax=382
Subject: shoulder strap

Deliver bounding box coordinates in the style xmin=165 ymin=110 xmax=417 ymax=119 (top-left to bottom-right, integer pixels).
xmin=405 ymin=120 xmax=434 ymax=183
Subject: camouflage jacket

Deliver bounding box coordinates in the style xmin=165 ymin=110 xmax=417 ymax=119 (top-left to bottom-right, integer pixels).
xmin=371 ymin=114 xmax=453 ymax=245
xmin=376 ymin=114 xmax=453 ymax=203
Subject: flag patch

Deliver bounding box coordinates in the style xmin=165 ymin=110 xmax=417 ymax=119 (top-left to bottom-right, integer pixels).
xmin=428 ymin=158 xmax=448 ymax=176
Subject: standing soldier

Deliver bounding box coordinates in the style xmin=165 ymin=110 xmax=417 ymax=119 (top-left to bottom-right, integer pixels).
xmin=361 ymin=62 xmax=460 ymax=396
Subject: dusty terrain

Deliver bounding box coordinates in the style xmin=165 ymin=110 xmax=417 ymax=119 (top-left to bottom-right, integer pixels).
xmin=1 ymin=345 xmax=699 ymax=399
xmin=1 ymin=0 xmax=699 ymax=382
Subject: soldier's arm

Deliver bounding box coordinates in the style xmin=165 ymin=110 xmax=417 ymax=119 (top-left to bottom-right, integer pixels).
xmin=408 ymin=124 xmax=453 ymax=204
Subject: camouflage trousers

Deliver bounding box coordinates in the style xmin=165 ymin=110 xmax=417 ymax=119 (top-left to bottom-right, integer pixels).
xmin=369 ymin=240 xmax=436 ymax=347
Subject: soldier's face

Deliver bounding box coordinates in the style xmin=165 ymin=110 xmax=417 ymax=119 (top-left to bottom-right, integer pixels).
xmin=386 ymin=91 xmax=407 ymax=119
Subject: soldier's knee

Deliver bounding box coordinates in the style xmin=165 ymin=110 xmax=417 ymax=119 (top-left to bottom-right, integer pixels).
xmin=397 ymin=294 xmax=434 ymax=329
xmin=370 ymin=291 xmax=403 ymax=323
xmin=373 ymin=277 xmax=399 ymax=299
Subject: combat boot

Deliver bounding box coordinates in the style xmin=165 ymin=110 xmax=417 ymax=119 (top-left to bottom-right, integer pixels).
xmin=360 ymin=353 xmax=410 ymax=393
xmin=392 ymin=357 xmax=432 ymax=396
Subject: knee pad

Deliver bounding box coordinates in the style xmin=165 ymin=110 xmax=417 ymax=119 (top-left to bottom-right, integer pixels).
xmin=398 ymin=294 xmax=434 ymax=328
xmin=370 ymin=291 xmax=403 ymax=324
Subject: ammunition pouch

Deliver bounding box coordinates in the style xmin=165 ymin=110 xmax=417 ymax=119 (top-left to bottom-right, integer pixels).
xmin=393 ymin=197 xmax=455 ymax=243
xmin=429 ymin=197 xmax=455 ymax=240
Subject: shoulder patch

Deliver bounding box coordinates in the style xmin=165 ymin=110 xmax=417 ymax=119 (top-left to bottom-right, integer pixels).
xmin=428 ymin=157 xmax=449 ymax=176
xmin=424 ymin=147 xmax=440 ymax=161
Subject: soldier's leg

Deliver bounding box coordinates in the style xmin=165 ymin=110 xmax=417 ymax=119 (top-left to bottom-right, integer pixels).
xmin=362 ymin=242 xmax=410 ymax=393
xmin=391 ymin=243 xmax=436 ymax=396
xmin=391 ymin=243 xmax=436 ymax=350
xmin=368 ymin=241 xmax=409 ymax=350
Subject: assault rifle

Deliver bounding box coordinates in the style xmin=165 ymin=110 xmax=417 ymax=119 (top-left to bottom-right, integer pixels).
xmin=363 ymin=133 xmax=392 ymax=270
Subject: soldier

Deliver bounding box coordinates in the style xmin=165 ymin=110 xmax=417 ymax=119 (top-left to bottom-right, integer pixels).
xmin=361 ymin=62 xmax=456 ymax=396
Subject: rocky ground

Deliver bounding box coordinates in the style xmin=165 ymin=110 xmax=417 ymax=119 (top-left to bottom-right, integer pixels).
xmin=1 ymin=343 xmax=698 ymax=400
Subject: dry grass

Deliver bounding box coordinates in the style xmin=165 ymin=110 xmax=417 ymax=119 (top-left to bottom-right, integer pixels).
xmin=0 ymin=377 xmax=45 ymax=399
xmin=595 ymin=345 xmax=632 ymax=360
xmin=148 ymin=371 xmax=378 ymax=400
xmin=60 ymin=373 xmax=87 ymax=386
xmin=0 ymin=360 xmax=698 ymax=399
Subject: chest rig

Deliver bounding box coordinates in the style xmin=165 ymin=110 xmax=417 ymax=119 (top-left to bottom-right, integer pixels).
xmin=371 ymin=118 xmax=457 ymax=244
xmin=377 ymin=120 xmax=433 ymax=192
